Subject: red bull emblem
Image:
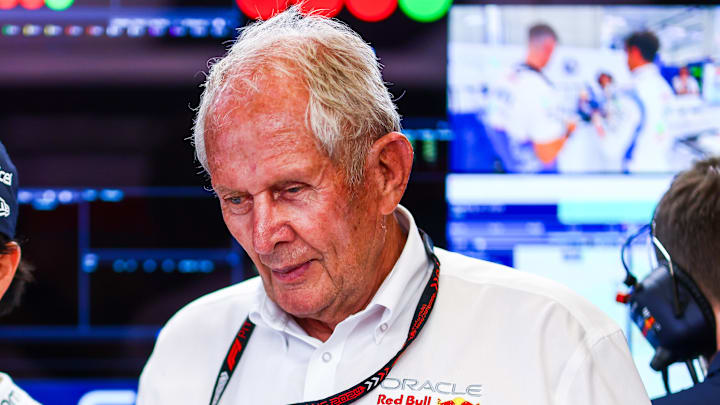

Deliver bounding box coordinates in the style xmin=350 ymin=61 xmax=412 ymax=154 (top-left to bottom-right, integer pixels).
xmin=437 ymin=398 xmax=480 ymax=405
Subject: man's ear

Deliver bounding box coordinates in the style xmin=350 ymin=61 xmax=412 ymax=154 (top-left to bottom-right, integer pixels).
xmin=0 ymin=242 xmax=21 ymax=301
xmin=366 ymin=132 xmax=414 ymax=216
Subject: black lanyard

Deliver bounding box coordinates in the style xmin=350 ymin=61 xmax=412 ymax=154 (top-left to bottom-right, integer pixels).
xmin=209 ymin=230 xmax=441 ymax=405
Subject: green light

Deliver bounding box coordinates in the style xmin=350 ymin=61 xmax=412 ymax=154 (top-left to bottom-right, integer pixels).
xmin=45 ymin=0 xmax=73 ymax=11
xmin=399 ymin=0 xmax=452 ymax=23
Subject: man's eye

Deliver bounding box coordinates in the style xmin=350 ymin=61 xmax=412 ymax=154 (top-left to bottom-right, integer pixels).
xmin=286 ymin=186 xmax=302 ymax=194
xmin=227 ymin=196 xmax=245 ymax=205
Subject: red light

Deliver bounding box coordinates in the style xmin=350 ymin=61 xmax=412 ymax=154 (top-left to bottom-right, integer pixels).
xmin=236 ymin=0 xmax=291 ymax=20
xmin=615 ymin=292 xmax=630 ymax=304
xmin=345 ymin=0 xmax=397 ymax=22
xmin=19 ymin=0 xmax=43 ymax=9
xmin=297 ymin=0 xmax=343 ymax=18
xmin=0 ymin=0 xmax=18 ymax=10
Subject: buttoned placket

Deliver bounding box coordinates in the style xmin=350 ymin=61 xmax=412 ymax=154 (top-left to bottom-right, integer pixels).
xmin=300 ymin=316 xmax=355 ymax=398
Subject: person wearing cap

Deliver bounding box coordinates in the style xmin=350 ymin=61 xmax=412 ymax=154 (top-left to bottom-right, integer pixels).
xmin=137 ymin=8 xmax=650 ymax=405
xmin=0 ymin=141 xmax=39 ymax=404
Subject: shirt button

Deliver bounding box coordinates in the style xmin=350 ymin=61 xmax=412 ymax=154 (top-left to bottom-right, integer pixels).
xmin=322 ymin=352 xmax=332 ymax=362
xmin=379 ymin=323 xmax=388 ymax=332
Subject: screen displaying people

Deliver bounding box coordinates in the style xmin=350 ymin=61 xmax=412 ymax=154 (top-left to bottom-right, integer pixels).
xmin=448 ymin=5 xmax=720 ymax=174
xmin=673 ymin=67 xmax=701 ymax=96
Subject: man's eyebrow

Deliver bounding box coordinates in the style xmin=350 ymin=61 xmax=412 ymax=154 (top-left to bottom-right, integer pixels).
xmin=212 ymin=185 xmax=241 ymax=195
xmin=271 ymin=180 xmax=303 ymax=190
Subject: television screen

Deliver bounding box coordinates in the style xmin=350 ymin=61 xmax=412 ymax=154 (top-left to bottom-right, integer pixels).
xmin=445 ymin=173 xmax=705 ymax=399
xmin=448 ymin=5 xmax=720 ymax=173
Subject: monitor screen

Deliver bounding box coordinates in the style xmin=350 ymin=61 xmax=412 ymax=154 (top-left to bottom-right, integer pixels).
xmin=0 ymin=187 xmax=249 ymax=383
xmin=0 ymin=0 xmax=242 ymax=85
xmin=445 ymin=173 xmax=704 ymax=399
xmin=448 ymin=5 xmax=720 ymax=174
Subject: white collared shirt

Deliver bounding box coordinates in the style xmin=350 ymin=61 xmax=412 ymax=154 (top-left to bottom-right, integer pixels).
xmin=627 ymin=63 xmax=676 ymax=173
xmin=0 ymin=373 xmax=41 ymax=405
xmin=486 ymin=66 xmax=566 ymax=172
xmin=138 ymin=206 xmax=650 ymax=405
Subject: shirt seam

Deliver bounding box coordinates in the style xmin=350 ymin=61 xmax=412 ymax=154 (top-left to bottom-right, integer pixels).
xmin=441 ymin=272 xmax=616 ymax=333
xmin=553 ymin=329 xmax=625 ymax=405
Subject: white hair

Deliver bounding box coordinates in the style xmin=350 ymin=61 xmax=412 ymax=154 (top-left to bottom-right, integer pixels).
xmin=193 ymin=6 xmax=401 ymax=186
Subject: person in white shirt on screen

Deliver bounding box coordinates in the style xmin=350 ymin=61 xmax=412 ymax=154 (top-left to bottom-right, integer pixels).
xmin=487 ymin=24 xmax=576 ymax=173
xmin=622 ymin=30 xmax=677 ymax=173
xmin=0 ymin=141 xmax=40 ymax=405
xmin=672 ymin=66 xmax=700 ymax=96
xmin=137 ymin=8 xmax=650 ymax=405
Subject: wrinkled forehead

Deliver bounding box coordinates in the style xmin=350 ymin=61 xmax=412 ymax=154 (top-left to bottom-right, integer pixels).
xmin=202 ymin=70 xmax=330 ymax=175
xmin=209 ymin=67 xmax=308 ymax=130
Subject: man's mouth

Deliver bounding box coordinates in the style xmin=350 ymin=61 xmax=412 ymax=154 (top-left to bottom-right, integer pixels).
xmin=270 ymin=260 xmax=312 ymax=282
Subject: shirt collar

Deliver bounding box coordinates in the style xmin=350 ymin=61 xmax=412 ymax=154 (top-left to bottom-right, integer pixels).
xmin=248 ymin=204 xmax=432 ymax=346
xmin=367 ymin=205 xmax=432 ymax=343
xmin=632 ymin=62 xmax=658 ymax=78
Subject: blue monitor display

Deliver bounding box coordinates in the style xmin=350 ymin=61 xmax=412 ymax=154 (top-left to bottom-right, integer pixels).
xmin=0 ymin=0 xmax=242 ymax=85
xmin=448 ymin=5 xmax=720 ymax=174
xmin=0 ymin=187 xmax=249 ymax=386
xmin=445 ymin=173 xmax=709 ymax=399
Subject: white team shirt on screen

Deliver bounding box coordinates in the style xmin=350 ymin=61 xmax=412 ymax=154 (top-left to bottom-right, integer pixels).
xmin=627 ymin=63 xmax=676 ymax=173
xmin=137 ymin=206 xmax=650 ymax=405
xmin=492 ymin=67 xmax=566 ymax=146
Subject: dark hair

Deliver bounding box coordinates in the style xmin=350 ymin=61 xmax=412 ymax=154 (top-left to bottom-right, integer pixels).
xmin=654 ymin=157 xmax=720 ymax=305
xmin=0 ymin=233 xmax=33 ymax=317
xmin=528 ymin=23 xmax=557 ymax=42
xmin=625 ymin=30 xmax=660 ymax=63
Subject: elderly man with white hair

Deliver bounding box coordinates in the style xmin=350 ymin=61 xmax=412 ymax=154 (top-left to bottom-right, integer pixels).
xmin=137 ymin=8 xmax=650 ymax=405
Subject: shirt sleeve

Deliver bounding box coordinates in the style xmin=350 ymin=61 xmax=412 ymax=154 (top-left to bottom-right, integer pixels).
xmin=0 ymin=373 xmax=42 ymax=405
xmin=136 ymin=339 xmax=161 ymax=405
xmin=556 ymin=330 xmax=651 ymax=405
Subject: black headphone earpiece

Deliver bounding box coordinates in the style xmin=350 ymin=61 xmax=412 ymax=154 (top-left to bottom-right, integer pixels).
xmin=626 ymin=261 xmax=716 ymax=372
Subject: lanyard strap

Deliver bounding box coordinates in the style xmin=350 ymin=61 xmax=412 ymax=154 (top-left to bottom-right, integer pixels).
xmin=209 ymin=230 xmax=440 ymax=405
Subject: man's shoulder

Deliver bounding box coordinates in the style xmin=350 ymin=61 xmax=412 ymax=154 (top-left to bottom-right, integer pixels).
xmin=510 ymin=67 xmax=552 ymax=90
xmin=0 ymin=373 xmax=41 ymax=405
xmin=160 ymin=276 xmax=263 ymax=336
xmin=138 ymin=278 xmax=265 ymax=403
xmin=435 ymin=248 xmax=620 ymax=335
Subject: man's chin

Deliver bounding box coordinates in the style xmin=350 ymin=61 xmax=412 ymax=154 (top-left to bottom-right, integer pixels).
xmin=273 ymin=293 xmax=332 ymax=321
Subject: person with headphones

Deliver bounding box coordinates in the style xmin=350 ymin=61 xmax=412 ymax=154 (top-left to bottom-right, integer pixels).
xmin=650 ymin=157 xmax=720 ymax=403
xmin=0 ymin=141 xmax=39 ymax=404
xmin=620 ymin=156 xmax=719 ymax=404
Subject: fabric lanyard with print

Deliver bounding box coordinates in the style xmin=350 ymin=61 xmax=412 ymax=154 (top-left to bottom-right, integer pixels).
xmin=209 ymin=229 xmax=441 ymax=405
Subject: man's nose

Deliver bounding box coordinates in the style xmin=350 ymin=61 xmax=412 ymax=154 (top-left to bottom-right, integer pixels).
xmin=252 ymin=195 xmax=293 ymax=255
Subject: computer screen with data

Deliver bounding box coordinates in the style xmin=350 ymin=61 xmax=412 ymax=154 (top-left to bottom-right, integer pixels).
xmin=445 ymin=173 xmax=706 ymax=398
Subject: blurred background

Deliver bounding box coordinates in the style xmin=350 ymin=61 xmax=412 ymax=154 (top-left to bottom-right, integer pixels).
xmin=0 ymin=0 xmax=718 ymax=403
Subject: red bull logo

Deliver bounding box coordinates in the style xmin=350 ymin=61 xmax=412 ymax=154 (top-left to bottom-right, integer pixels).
xmin=437 ymin=398 xmax=480 ymax=405
xmin=377 ymin=395 xmax=432 ymax=405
